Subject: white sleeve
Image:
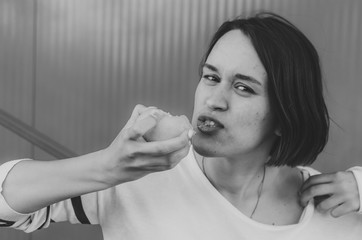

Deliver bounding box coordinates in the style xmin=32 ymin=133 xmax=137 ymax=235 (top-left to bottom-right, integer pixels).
xmin=0 ymin=159 xmax=31 ymax=222
xmin=0 ymin=160 xmax=100 ymax=232
xmin=347 ymin=166 xmax=362 ymax=213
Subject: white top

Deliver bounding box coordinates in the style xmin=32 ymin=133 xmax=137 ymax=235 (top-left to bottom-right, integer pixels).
xmin=0 ymin=150 xmax=362 ymax=240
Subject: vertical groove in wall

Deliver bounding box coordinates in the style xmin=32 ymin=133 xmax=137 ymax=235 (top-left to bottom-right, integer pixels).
xmin=30 ymin=0 xmax=38 ymax=158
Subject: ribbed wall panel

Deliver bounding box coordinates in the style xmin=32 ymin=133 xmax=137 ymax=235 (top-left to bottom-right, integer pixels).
xmin=0 ymin=0 xmax=360 ymax=164
xmin=0 ymin=2 xmax=33 ymax=240
xmin=0 ymin=0 xmax=35 ymax=122
xmin=32 ymin=0 xmax=362 ymax=171
xmin=0 ymin=0 xmax=361 ymax=239
xmin=0 ymin=0 xmax=34 ymax=168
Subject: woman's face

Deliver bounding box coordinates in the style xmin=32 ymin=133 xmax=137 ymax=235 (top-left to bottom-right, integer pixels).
xmin=192 ymin=30 xmax=278 ymax=159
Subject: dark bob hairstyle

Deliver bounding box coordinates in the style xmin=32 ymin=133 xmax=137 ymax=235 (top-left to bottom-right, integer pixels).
xmin=199 ymin=12 xmax=330 ymax=167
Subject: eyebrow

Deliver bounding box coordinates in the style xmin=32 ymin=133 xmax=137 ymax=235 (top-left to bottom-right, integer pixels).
xmin=203 ymin=63 xmax=262 ymax=86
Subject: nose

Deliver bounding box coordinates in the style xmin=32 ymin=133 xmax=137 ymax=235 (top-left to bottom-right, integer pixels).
xmin=205 ymin=86 xmax=228 ymax=112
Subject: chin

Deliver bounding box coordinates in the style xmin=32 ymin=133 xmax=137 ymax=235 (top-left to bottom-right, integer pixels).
xmin=191 ymin=136 xmax=219 ymax=157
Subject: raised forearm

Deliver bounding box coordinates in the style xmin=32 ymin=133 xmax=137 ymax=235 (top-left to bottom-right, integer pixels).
xmin=2 ymin=150 xmax=108 ymax=214
xmin=1 ymin=105 xmax=192 ymax=215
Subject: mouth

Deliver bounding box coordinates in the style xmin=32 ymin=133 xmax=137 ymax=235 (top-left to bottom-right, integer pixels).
xmin=197 ymin=115 xmax=224 ymax=134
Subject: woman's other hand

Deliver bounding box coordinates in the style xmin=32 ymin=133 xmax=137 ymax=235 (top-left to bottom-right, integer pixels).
xmin=299 ymin=171 xmax=360 ymax=217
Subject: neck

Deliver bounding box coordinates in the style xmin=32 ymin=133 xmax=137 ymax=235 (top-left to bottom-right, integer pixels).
xmin=195 ymin=151 xmax=268 ymax=195
xmin=194 ymin=150 xmax=305 ymax=224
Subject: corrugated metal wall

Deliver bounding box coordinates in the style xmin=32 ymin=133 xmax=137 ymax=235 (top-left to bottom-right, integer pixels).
xmin=0 ymin=0 xmax=361 ymax=239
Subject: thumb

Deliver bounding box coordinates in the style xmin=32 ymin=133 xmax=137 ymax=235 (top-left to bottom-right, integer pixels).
xmin=299 ymin=189 xmax=313 ymax=207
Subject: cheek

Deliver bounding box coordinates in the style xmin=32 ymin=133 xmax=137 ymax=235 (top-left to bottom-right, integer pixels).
xmin=234 ymin=105 xmax=274 ymax=132
xmin=253 ymin=110 xmax=276 ymax=134
xmin=236 ymin=112 xmax=262 ymax=128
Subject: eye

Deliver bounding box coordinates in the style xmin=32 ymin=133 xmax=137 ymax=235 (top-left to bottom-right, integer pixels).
xmin=234 ymin=83 xmax=255 ymax=94
xmin=202 ymin=74 xmax=220 ymax=84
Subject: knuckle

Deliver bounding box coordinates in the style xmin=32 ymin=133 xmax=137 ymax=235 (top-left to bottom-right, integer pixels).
xmin=334 ymin=171 xmax=345 ymax=181
xmin=125 ymin=127 xmax=135 ymax=138
xmin=131 ymin=125 xmax=143 ymax=135
xmin=124 ymin=145 xmax=138 ymax=160
xmin=153 ymin=146 xmax=164 ymax=155
xmin=152 ymin=162 xmax=171 ymax=172
xmin=126 ymin=151 xmax=136 ymax=160
xmin=339 ymin=183 xmax=349 ymax=193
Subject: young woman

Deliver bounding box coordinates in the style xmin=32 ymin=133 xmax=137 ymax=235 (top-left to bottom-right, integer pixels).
xmin=0 ymin=12 xmax=361 ymax=239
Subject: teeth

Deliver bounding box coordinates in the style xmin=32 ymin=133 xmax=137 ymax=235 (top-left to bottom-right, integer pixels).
xmin=204 ymin=120 xmax=216 ymax=127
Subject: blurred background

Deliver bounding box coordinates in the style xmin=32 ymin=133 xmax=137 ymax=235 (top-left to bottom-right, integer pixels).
xmin=0 ymin=0 xmax=361 ymax=239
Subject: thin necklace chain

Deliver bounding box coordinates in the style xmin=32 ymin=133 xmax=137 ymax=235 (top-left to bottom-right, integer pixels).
xmin=201 ymin=157 xmax=266 ymax=219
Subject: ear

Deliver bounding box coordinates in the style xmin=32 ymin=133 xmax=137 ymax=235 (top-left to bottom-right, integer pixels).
xmin=274 ymin=127 xmax=281 ymax=137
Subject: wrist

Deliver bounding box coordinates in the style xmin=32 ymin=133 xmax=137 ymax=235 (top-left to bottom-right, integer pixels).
xmin=88 ymin=149 xmax=117 ymax=189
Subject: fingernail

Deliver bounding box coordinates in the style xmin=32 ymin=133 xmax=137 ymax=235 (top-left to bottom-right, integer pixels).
xmin=150 ymin=111 xmax=164 ymax=121
xmin=187 ymin=129 xmax=196 ymax=140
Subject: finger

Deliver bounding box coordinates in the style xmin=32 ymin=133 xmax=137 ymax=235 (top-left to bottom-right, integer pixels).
xmin=124 ymin=104 xmax=148 ymax=129
xmin=132 ymin=143 xmax=190 ymax=171
xmin=317 ymin=196 xmax=343 ymax=212
xmin=126 ymin=107 xmax=169 ymax=140
xmin=126 ymin=115 xmax=158 ymax=140
xmin=330 ymin=203 xmax=356 ymax=218
xmin=134 ymin=130 xmax=190 ymax=156
xmin=126 ymin=162 xmax=171 ymax=173
xmin=137 ymin=107 xmax=167 ymax=122
xmin=300 ymin=173 xmax=335 ymax=192
xmin=126 ymin=107 xmax=170 ymax=140
xmin=140 ymin=165 xmax=171 ymax=172
xmin=124 ymin=105 xmax=159 ymax=129
xmin=300 ymin=183 xmax=334 ymax=207
xmin=167 ymin=144 xmax=191 ymax=167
